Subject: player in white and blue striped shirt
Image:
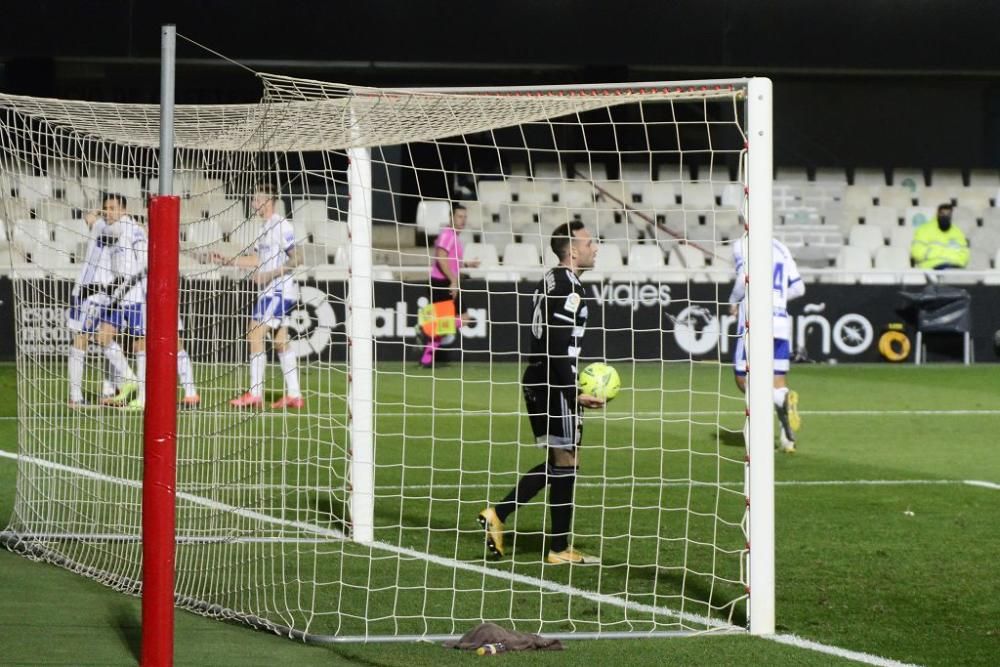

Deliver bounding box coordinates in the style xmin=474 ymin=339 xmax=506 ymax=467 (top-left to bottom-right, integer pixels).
xmin=66 ymin=194 xmax=137 ymax=406
xmin=212 ymin=182 xmax=303 ymax=410
xmin=729 ymin=232 xmax=805 ymax=452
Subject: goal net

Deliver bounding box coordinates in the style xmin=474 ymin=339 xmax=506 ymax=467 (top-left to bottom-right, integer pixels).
xmin=0 ymin=77 xmax=773 ymax=641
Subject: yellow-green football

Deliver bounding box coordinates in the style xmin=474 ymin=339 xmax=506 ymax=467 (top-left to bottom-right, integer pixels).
xmin=579 ymin=362 xmax=621 ymax=401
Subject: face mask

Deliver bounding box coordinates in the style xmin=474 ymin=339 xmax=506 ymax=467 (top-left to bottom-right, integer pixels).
xmin=938 ymin=215 xmax=952 ymax=231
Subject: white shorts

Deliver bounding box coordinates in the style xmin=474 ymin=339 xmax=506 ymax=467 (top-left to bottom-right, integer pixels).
xmin=252 ymin=295 xmax=296 ymax=330
xmin=734 ymin=337 xmax=791 ymax=377
xmin=67 ymin=294 xmax=110 ymax=334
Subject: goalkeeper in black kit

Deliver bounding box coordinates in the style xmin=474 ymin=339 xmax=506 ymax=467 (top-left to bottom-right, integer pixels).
xmin=478 ymin=221 xmax=606 ymax=565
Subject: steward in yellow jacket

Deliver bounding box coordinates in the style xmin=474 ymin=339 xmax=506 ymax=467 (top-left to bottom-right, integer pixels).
xmin=910 ymin=204 xmax=969 ymax=269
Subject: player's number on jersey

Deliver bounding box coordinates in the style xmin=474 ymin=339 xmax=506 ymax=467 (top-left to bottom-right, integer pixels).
xmin=531 ymin=293 xmax=544 ymax=339
xmin=772 ymin=262 xmax=784 ymax=294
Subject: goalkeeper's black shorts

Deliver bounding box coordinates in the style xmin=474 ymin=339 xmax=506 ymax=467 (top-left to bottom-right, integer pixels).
xmin=522 ymin=362 xmax=580 ymax=450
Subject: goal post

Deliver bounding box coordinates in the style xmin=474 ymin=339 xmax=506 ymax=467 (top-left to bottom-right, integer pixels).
xmin=745 ymin=76 xmax=775 ymax=636
xmin=142 ymin=23 xmax=180 ymax=667
xmin=0 ymin=75 xmax=776 ymax=643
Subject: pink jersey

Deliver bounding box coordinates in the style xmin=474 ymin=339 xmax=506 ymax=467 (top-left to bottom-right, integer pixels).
xmin=430 ymin=226 xmax=463 ymax=281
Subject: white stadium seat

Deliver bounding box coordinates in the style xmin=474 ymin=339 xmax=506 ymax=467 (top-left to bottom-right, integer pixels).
xmin=415 ymin=200 xmax=451 ymax=237
xmin=852 ymin=167 xmax=887 ymax=187
xmin=847 ymin=224 xmax=886 ymax=256
xmin=902 ymin=206 xmax=936 ymax=229
xmin=891 ymin=168 xmax=925 ymax=189
xmin=875 ymin=188 xmax=916 ymax=210
xmin=861 ymin=207 xmax=900 ymax=236
xmin=814 ymin=167 xmax=848 ymax=184
xmin=832 ymin=246 xmax=872 ymax=284
xmin=930 ymin=168 xmax=964 ymax=188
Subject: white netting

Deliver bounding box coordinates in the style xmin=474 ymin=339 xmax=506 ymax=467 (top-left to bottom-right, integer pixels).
xmin=0 ymin=78 xmax=756 ymax=640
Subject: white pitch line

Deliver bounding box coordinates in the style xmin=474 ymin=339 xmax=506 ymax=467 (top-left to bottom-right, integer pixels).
xmin=768 ymin=633 xmax=922 ymax=667
xmin=964 ymin=479 xmax=1000 ymax=491
xmin=0 ymin=448 xmax=734 ymax=633
xmin=1 ymin=451 xmax=994 ymax=493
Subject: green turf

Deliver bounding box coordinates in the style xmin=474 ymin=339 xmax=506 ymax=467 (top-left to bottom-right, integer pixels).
xmin=1 ymin=361 xmax=998 ymax=665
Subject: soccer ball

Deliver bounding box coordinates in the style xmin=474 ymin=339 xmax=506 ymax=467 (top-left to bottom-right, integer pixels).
xmin=579 ymin=362 xmax=621 ymax=401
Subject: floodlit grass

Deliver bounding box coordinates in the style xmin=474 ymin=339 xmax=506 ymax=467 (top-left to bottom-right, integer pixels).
xmin=1 ymin=361 xmax=998 ymax=665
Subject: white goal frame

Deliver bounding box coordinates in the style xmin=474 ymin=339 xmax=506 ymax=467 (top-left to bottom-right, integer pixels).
xmin=0 ymin=74 xmax=775 ymax=644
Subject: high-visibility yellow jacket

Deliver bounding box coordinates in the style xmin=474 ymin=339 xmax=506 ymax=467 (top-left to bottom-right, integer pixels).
xmin=910 ymin=219 xmax=969 ymax=269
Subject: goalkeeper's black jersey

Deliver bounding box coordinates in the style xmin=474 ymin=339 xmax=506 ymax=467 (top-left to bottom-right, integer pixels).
xmin=526 ymin=266 xmax=588 ymax=392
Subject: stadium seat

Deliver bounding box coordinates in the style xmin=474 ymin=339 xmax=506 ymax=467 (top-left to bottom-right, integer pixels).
xmin=572 ymin=163 xmax=608 ymax=181
xmin=312 ymin=264 xmax=349 ymax=282
xmin=627 ymin=244 xmax=667 ymax=281
xmin=291 ymin=199 xmax=329 ymax=225
xmin=952 ymin=206 xmax=978 ymax=229
xmin=500 ymin=204 xmax=537 ymax=233
xmin=462 ymin=242 xmax=500 ymax=280
xmin=480 ymin=221 xmax=517 ymax=257
xmin=594 ymin=179 xmax=632 ymax=207
xmin=619 ymin=163 xmax=653 ymax=185
xmin=531 ymin=162 xmax=563 ymax=179
xmin=460 ymin=201 xmax=486 ymax=231
xmin=15 ymin=175 xmax=53 ymax=206
xmin=930 ymin=168 xmax=964 ymax=188
xmin=852 ymin=167 xmax=888 ymax=187
xmin=557 ymin=182 xmax=594 ymax=208
xmin=297 ymin=243 xmax=329 ymax=267
xmin=708 ymin=209 xmax=742 ymax=242
xmin=981 ymin=208 xmax=1000 ymax=228
xmin=477 ymin=180 xmax=512 ymax=219
xmin=35 ymin=200 xmax=74 ymax=223
xmin=903 ymin=206 xmax=936 ymax=229
xmin=228 ymin=219 xmax=260 ymax=251
xmin=954 ymin=189 xmax=991 ymax=211
xmin=716 ymin=183 xmax=743 ymax=210
xmin=782 ymin=208 xmax=822 ymax=226
xmin=875 ymin=188 xmax=916 ymax=210
xmin=598 ymin=221 xmax=639 ymax=259
xmin=312 ymin=221 xmax=349 ymax=249
xmin=968 ymin=247 xmax=992 ymax=271
xmin=891 ymin=168 xmax=926 ymax=190
xmin=640 ymin=182 xmax=676 ymax=208
xmin=664 ymin=244 xmax=708 ymax=282
xmin=775 ymin=166 xmax=808 ymax=182
xmin=106 ymin=177 xmax=142 ymax=202
xmin=814 ymin=167 xmax=848 ymax=184
xmin=843 ymin=186 xmax=876 ymax=211
xmin=667 ymin=243 xmax=707 ymax=269
xmin=832 ymin=245 xmax=872 ymax=284
xmin=860 ymin=246 xmax=924 ymax=285
xmin=968 ymin=169 xmax=1000 ymax=188
xmin=501 ymin=242 xmax=541 ymax=266
xmin=50 ymin=220 xmax=86 ymax=252
xmin=567 ymin=208 xmax=598 ymax=228
xmin=861 ymin=207 xmax=900 ymax=236
xmin=655 ymin=162 xmax=694 ymax=182
xmin=679 ymin=182 xmax=716 ymax=210
xmin=591 ymin=244 xmax=624 ymax=273
xmin=707 ymin=242 xmax=735 ymax=282
xmin=968 ymin=224 xmax=1000 ymax=255
xmin=30 ymin=243 xmax=74 ymax=269
xmin=889 ymin=225 xmax=915 ymax=249
xmin=516 ymin=184 xmax=554 ymax=207
xmin=185 ymin=219 xmax=223 ymax=246
xmin=415 ymin=200 xmax=451 ymax=237
xmin=916 ymin=187 xmax=957 ymax=208
xmin=848 ymin=224 xmax=887 ymax=256
xmin=873 ymin=245 xmax=911 ymax=270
